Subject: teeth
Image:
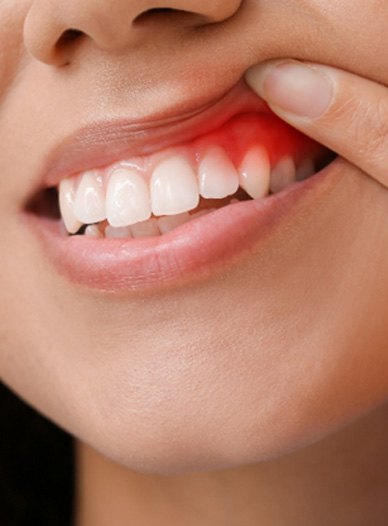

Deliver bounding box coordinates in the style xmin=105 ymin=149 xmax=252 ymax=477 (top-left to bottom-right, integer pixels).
xmin=105 ymin=225 xmax=132 ymax=239
xmin=130 ymin=217 xmax=160 ymax=238
xmin=151 ymin=156 xmax=199 ymax=216
xmin=59 ymin=179 xmax=83 ymax=234
xmin=74 ymin=170 xmax=106 ymax=224
xmin=238 ymin=146 xmax=270 ymax=199
xmin=85 ymin=224 xmax=103 ymax=238
xmin=198 ymin=146 xmax=239 ymax=199
xmin=270 ymin=157 xmax=296 ymax=194
xmin=190 ymin=208 xmax=216 ymax=220
xmin=59 ymin=146 xmax=318 ymax=238
xmin=106 ymin=168 xmax=151 ymax=227
xmin=158 ymin=212 xmax=191 ymax=234
xmin=296 ymin=158 xmax=315 ymax=181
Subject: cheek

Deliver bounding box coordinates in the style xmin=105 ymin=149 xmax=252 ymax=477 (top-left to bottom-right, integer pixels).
xmin=0 ymin=4 xmax=27 ymax=102
xmin=2 ymin=163 xmax=388 ymax=474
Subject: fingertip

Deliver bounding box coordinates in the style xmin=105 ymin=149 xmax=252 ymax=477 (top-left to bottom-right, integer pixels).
xmin=246 ymin=60 xmax=334 ymax=120
xmin=244 ymin=60 xmax=279 ymax=98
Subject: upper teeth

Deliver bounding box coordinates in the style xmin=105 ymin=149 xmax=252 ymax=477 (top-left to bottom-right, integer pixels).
xmin=269 ymin=156 xmax=296 ymax=194
xmin=106 ymin=168 xmax=151 ymax=228
xmin=238 ymin=145 xmax=271 ymax=199
xmin=73 ymin=170 xmax=106 ymax=225
xmin=59 ymin=146 xmax=315 ymax=235
xmin=198 ymin=146 xmax=239 ymax=199
xmin=150 ymin=156 xmax=199 ymax=216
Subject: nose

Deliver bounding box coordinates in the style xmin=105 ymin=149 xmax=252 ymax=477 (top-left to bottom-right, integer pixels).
xmin=24 ymin=0 xmax=242 ymax=66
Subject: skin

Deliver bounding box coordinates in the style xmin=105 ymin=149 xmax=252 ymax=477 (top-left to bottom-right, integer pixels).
xmin=1 ymin=0 xmax=388 ymax=524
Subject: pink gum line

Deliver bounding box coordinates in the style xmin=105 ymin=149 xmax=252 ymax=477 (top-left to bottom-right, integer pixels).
xmin=67 ymin=112 xmax=325 ymax=187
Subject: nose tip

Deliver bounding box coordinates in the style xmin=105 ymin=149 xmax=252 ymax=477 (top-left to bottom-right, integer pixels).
xmin=23 ymin=0 xmax=243 ymax=67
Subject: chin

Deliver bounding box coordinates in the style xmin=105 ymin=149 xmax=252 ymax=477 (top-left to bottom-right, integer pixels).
xmin=56 ymin=334 xmax=386 ymax=476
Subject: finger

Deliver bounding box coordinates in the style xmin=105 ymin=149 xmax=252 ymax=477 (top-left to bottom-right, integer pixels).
xmin=245 ymin=60 xmax=388 ymax=188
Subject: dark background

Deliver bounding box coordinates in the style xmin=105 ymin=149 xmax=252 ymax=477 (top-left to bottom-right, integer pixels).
xmin=0 ymin=382 xmax=74 ymax=525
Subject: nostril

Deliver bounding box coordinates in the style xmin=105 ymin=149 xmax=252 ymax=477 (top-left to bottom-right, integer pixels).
xmin=141 ymin=8 xmax=175 ymax=15
xmin=56 ymin=28 xmax=84 ymax=51
xmin=52 ymin=29 xmax=85 ymax=65
xmin=132 ymin=7 xmax=202 ymax=25
xmin=133 ymin=7 xmax=177 ymax=25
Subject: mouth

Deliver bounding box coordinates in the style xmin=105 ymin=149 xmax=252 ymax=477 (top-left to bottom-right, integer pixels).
xmin=25 ymin=79 xmax=336 ymax=293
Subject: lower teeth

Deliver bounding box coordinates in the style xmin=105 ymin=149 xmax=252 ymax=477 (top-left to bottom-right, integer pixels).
xmin=82 ymin=206 xmax=218 ymax=239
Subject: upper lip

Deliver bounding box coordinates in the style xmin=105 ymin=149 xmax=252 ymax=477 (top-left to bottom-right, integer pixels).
xmin=39 ymin=78 xmax=269 ymax=191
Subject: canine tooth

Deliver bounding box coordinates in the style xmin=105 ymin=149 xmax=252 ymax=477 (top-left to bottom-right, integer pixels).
xmin=105 ymin=225 xmax=132 ymax=239
xmin=130 ymin=218 xmax=160 ymax=238
xmin=151 ymin=156 xmax=199 ymax=216
xmin=270 ymin=157 xmax=296 ymax=194
xmin=59 ymin=179 xmax=83 ymax=234
xmin=106 ymin=168 xmax=151 ymax=227
xmin=85 ymin=224 xmax=103 ymax=238
xmin=198 ymin=146 xmax=239 ymax=199
xmin=158 ymin=213 xmax=191 ymax=234
xmin=296 ymin=158 xmax=315 ymax=181
xmin=74 ymin=170 xmax=106 ymax=224
xmin=238 ymin=146 xmax=270 ymax=199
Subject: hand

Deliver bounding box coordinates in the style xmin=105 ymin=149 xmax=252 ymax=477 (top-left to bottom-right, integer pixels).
xmin=245 ymin=60 xmax=388 ymax=189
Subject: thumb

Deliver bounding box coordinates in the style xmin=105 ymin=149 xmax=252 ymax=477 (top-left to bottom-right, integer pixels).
xmin=245 ymin=59 xmax=388 ymax=189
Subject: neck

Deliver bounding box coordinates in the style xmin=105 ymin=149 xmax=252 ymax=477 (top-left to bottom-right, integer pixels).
xmin=75 ymin=403 xmax=388 ymax=526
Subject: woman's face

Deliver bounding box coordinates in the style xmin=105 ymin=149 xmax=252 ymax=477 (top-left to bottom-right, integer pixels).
xmin=1 ymin=0 xmax=388 ymax=474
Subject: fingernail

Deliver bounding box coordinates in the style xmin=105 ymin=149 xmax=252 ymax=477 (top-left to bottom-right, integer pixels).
xmin=245 ymin=60 xmax=334 ymax=119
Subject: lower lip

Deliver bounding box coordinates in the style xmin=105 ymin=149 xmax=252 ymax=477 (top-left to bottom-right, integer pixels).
xmin=26 ymin=158 xmax=339 ymax=294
